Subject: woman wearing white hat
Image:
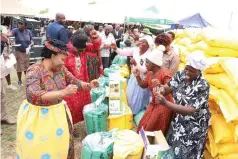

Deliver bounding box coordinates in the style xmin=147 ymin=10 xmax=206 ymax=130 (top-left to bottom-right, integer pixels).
xmin=133 ymin=45 xmax=174 ymax=133
xmin=156 ymin=53 xmax=210 ymax=159
xmin=112 ymin=36 xmax=153 ymax=115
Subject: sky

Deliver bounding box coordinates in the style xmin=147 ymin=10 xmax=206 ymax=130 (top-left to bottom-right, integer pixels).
xmin=3 ymin=0 xmax=238 ymax=29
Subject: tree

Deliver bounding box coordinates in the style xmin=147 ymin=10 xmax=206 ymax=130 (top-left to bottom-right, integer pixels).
xmin=39 ymin=8 xmax=49 ymax=14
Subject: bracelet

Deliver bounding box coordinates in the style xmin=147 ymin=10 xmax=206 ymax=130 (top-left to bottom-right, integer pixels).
xmin=57 ymin=91 xmax=62 ymax=100
xmin=86 ymin=83 xmax=91 ymax=89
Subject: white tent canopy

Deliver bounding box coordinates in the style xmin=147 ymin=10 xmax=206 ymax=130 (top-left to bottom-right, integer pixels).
xmin=1 ymin=0 xmax=38 ymax=16
xmin=1 ymin=0 xmax=238 ymax=30
xmin=48 ymin=0 xmax=133 ymax=23
xmin=14 ymin=0 xmax=150 ymax=23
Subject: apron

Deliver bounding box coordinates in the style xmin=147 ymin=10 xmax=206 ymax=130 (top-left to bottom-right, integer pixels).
xmin=16 ymin=100 xmax=73 ymax=159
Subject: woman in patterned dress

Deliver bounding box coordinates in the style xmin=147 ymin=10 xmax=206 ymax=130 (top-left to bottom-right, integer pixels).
xmin=85 ymin=30 xmax=103 ymax=81
xmin=64 ymin=31 xmax=103 ymax=125
xmin=64 ymin=33 xmax=92 ymax=125
xmin=16 ymin=40 xmax=99 ymax=159
xmin=81 ymin=24 xmax=103 ymax=81
xmin=156 ymin=53 xmax=210 ymax=159
xmin=134 ymin=46 xmax=174 ymax=134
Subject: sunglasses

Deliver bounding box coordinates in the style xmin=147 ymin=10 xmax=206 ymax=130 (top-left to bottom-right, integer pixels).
xmin=91 ymin=35 xmax=99 ymax=40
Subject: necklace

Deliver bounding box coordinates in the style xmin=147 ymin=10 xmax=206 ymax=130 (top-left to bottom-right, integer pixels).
xmin=75 ymin=57 xmax=81 ymax=72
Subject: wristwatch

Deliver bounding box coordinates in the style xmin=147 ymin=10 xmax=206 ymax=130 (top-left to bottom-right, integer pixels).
xmin=86 ymin=83 xmax=91 ymax=89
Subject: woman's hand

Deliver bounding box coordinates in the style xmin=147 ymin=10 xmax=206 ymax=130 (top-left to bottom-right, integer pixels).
xmin=133 ymin=68 xmax=140 ymax=77
xmin=62 ymin=84 xmax=78 ymax=96
xmin=111 ymin=43 xmax=117 ymax=50
xmin=89 ymin=79 xmax=99 ymax=88
xmin=130 ymin=58 xmax=137 ymax=66
xmin=159 ymin=86 xmax=166 ymax=95
xmin=155 ymin=93 xmax=167 ymax=105
xmin=3 ymin=55 xmax=9 ymax=60
xmin=152 ymin=79 xmax=160 ymax=88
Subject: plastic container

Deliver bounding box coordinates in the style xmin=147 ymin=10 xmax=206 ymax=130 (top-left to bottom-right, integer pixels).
xmin=90 ymin=87 xmax=106 ymax=103
xmin=108 ymin=106 xmax=133 ymax=131
xmin=83 ymin=95 xmax=109 ymax=134
xmin=134 ymin=109 xmax=145 ymax=126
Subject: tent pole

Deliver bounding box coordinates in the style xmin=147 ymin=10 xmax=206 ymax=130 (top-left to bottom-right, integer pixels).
xmin=123 ymin=22 xmax=126 ymax=35
xmin=228 ymin=12 xmax=233 ymax=29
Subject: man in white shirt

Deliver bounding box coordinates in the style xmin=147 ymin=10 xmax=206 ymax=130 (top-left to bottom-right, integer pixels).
xmin=97 ymin=25 xmax=104 ymax=37
xmin=100 ymin=25 xmax=115 ymax=69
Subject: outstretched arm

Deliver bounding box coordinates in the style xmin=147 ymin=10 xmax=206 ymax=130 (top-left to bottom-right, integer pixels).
xmin=133 ymin=68 xmax=148 ymax=88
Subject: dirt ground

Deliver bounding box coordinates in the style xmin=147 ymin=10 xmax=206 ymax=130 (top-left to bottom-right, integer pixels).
xmin=0 ymin=71 xmax=88 ymax=159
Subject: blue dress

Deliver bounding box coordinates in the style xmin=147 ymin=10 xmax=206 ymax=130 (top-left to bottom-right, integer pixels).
xmin=126 ymin=47 xmax=152 ymax=115
xmin=127 ymin=74 xmax=151 ymax=114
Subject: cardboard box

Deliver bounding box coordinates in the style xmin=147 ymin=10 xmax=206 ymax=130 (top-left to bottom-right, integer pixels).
xmin=139 ymin=128 xmax=170 ymax=159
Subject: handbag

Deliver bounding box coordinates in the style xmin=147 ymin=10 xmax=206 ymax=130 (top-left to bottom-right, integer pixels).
xmin=5 ymin=53 xmax=16 ymax=68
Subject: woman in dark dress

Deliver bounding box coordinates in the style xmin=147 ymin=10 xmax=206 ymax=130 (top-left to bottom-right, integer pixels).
xmin=156 ymin=53 xmax=210 ymax=159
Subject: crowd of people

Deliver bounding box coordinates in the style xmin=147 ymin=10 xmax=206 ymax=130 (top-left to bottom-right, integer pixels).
xmin=0 ymin=12 xmax=211 ymax=159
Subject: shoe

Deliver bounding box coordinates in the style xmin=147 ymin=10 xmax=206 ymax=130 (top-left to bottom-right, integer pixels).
xmin=18 ymin=81 xmax=24 ymax=87
xmin=1 ymin=118 xmax=16 ymax=125
xmin=7 ymin=84 xmax=17 ymax=90
xmin=73 ymin=129 xmax=80 ymax=138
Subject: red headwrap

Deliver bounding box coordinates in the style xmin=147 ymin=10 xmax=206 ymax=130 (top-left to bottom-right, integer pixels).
xmin=45 ymin=41 xmax=69 ymax=55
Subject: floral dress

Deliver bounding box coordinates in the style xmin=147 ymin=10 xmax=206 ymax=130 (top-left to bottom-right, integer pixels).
xmin=16 ymin=63 xmax=82 ymax=159
xmin=64 ymin=42 xmax=92 ymax=124
xmin=167 ymin=70 xmax=211 ymax=159
xmin=86 ymin=40 xmax=103 ymax=81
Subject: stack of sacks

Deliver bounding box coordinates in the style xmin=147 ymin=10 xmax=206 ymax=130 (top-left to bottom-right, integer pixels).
xmin=173 ymin=28 xmax=238 ymax=72
xmin=177 ymin=45 xmax=188 ymax=70
xmin=173 ymin=28 xmax=205 ymax=71
xmin=174 ymin=28 xmax=202 ymax=44
xmin=203 ymin=58 xmax=238 ymax=159
xmin=199 ymin=28 xmax=238 ymax=57
xmin=174 ymin=28 xmax=238 ymax=58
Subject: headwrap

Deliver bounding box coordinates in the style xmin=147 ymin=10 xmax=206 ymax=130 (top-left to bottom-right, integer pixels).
xmin=72 ymin=33 xmax=88 ymax=49
xmin=124 ymin=39 xmax=132 ymax=46
xmin=84 ymin=24 xmax=93 ymax=33
xmin=139 ymin=35 xmax=154 ymax=49
xmin=186 ymin=52 xmax=207 ymax=71
xmin=146 ymin=45 xmax=165 ymax=67
xmin=45 ymin=41 xmax=69 ymax=55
